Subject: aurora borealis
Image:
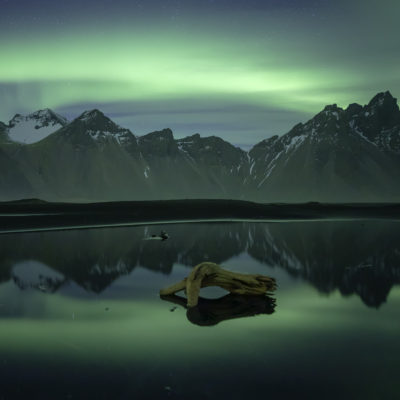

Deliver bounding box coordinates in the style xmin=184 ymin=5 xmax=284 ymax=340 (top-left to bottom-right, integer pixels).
xmin=1 ymin=0 xmax=399 ymax=147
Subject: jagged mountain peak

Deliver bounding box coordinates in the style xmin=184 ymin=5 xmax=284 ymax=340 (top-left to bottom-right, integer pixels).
xmin=290 ymin=91 xmax=400 ymax=144
xmin=322 ymin=103 xmax=343 ymax=113
xmin=77 ymin=109 xmax=106 ymax=122
xmin=346 ymin=102 xmax=363 ymax=116
xmin=177 ymin=133 xmax=200 ymax=143
xmin=176 ymin=133 xmax=248 ymax=178
xmin=140 ymin=128 xmax=174 ymax=142
xmin=310 ymin=104 xmax=343 ymax=126
xmin=176 ymin=134 xmax=245 ymax=157
xmin=138 ymin=128 xmax=179 ymax=159
xmin=305 ymin=92 xmax=399 ymax=128
xmin=368 ymin=90 xmax=396 ymax=107
xmin=72 ymin=109 xmax=133 ymax=134
xmin=9 ymin=108 xmax=68 ymax=127
xmin=177 ymin=133 xmax=241 ymax=148
xmin=7 ymin=108 xmax=68 ymax=144
xmin=48 ymin=109 xmax=138 ymax=148
xmin=342 ymin=92 xmax=398 ymax=119
xmin=32 ymin=108 xmax=66 ymax=121
xmin=365 ymin=91 xmax=399 ymax=122
xmin=9 ymin=113 xmax=27 ymax=125
xmin=202 ymin=135 xmax=230 ymax=145
xmin=246 ymin=91 xmax=400 ymax=202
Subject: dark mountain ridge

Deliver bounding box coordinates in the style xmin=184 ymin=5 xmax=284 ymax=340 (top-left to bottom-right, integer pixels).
xmin=0 ymin=91 xmax=399 ymax=202
xmin=247 ymin=91 xmax=400 ymax=202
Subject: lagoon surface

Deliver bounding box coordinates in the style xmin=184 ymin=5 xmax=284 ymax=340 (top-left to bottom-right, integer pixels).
xmin=1 ymin=221 xmax=400 ymax=399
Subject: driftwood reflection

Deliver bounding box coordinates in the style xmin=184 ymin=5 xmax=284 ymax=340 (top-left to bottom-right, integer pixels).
xmin=161 ymin=293 xmax=276 ymax=326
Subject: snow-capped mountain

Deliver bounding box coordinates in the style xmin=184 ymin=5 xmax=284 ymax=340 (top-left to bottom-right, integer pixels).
xmin=346 ymin=91 xmax=400 ymax=153
xmin=247 ymin=91 xmax=400 ymax=202
xmin=7 ymin=109 xmax=68 ymax=144
xmin=61 ymin=109 xmax=138 ymax=147
xmin=0 ymin=91 xmax=399 ymax=202
xmin=11 ymin=109 xmax=149 ymax=201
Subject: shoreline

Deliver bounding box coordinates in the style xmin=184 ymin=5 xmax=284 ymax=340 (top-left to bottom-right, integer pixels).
xmin=3 ymin=217 xmax=396 ymax=235
xmin=1 ymin=199 xmax=400 ymax=234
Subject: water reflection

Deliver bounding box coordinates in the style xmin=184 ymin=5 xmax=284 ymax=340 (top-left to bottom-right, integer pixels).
xmin=11 ymin=261 xmax=66 ymax=293
xmin=161 ymin=294 xmax=276 ymax=326
xmin=0 ymin=220 xmax=399 ymax=307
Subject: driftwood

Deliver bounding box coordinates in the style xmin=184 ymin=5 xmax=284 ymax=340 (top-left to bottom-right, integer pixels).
xmin=159 ymin=262 xmax=276 ymax=307
xmin=161 ymin=293 xmax=276 ymax=326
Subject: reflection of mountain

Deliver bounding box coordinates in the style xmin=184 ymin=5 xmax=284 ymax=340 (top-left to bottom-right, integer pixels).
xmin=0 ymin=221 xmax=399 ymax=307
xmin=246 ymin=221 xmax=400 ymax=307
xmin=0 ymin=224 xmax=249 ymax=293
xmin=11 ymin=261 xmax=66 ymax=293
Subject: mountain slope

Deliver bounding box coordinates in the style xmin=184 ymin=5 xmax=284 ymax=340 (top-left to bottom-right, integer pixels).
xmin=176 ymin=133 xmax=250 ymax=198
xmin=7 ymin=110 xmax=150 ymax=201
xmin=0 ymin=145 xmax=34 ymax=199
xmin=135 ymin=129 xmax=250 ymax=199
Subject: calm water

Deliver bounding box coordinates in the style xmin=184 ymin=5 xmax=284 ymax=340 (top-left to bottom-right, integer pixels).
xmin=0 ymin=221 xmax=400 ymax=400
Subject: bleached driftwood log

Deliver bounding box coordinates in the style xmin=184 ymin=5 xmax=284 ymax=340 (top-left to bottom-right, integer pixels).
xmin=159 ymin=262 xmax=276 ymax=307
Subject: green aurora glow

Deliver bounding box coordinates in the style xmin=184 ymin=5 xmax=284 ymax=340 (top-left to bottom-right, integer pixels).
xmin=1 ymin=0 xmax=399 ymax=146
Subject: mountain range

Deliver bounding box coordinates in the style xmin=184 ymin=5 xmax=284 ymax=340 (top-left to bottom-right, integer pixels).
xmin=1 ymin=91 xmax=399 ymax=202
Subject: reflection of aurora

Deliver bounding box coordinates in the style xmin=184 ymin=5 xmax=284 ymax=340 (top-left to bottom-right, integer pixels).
xmin=0 ymin=282 xmax=399 ymax=400
xmin=1 ymin=221 xmax=400 ymax=307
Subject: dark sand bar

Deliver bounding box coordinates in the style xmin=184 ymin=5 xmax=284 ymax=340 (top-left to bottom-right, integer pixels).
xmin=1 ymin=199 xmax=400 ymax=234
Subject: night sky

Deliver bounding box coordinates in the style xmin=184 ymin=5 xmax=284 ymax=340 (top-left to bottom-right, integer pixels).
xmin=1 ymin=0 xmax=399 ymax=148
